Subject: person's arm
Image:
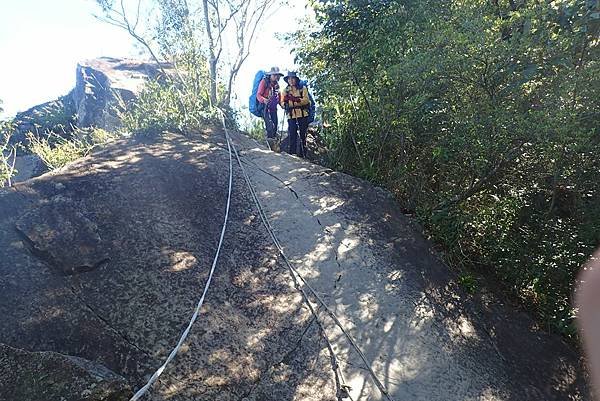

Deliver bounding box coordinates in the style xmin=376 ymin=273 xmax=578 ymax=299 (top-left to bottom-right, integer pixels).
xmin=257 ymin=79 xmax=268 ymax=104
xmin=279 ymin=89 xmax=286 ymax=108
xmin=577 ymin=249 xmax=600 ymax=396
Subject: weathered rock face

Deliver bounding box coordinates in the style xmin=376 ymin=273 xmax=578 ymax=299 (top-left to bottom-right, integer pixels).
xmin=11 ymin=57 xmax=171 ymax=146
xmin=0 ymin=343 xmax=131 ymax=401
xmin=0 ymin=131 xmax=333 ymax=401
xmin=72 ymin=57 xmax=172 ymax=130
xmin=15 ymin=195 xmax=110 ymax=275
xmin=0 ymin=129 xmax=590 ymax=400
xmin=11 ymin=95 xmax=77 ymax=146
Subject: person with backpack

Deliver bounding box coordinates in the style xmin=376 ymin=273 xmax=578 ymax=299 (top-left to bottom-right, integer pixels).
xmin=280 ymin=71 xmax=311 ymax=158
xmin=256 ymin=66 xmax=283 ymax=150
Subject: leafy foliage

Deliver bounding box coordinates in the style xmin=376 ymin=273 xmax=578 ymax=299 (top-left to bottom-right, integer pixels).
xmin=117 ymin=76 xmax=216 ymax=136
xmin=28 ymin=128 xmax=117 ymax=171
xmin=295 ymin=0 xmax=600 ymax=338
xmin=0 ymin=120 xmax=17 ymax=188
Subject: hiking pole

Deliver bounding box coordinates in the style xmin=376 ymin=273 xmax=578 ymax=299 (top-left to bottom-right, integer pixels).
xmin=296 ymin=115 xmax=305 ymax=158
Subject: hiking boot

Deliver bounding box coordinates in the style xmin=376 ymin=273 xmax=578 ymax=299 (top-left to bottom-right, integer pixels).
xmin=267 ymin=138 xmax=280 ymax=152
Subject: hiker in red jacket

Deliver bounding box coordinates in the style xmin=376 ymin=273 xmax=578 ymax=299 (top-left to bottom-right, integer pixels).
xmin=257 ymin=66 xmax=283 ymax=150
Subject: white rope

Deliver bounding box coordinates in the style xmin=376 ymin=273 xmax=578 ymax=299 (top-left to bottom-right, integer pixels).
xmin=129 ymin=117 xmax=234 ymax=401
xmin=225 ymin=131 xmax=396 ymax=401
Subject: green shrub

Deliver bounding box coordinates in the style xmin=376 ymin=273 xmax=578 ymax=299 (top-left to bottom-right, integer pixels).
xmin=117 ymin=71 xmax=217 ymax=136
xmin=0 ymin=121 xmax=17 ymax=187
xmin=28 ymin=127 xmax=117 ymax=170
xmin=295 ymin=0 xmax=600 ymax=339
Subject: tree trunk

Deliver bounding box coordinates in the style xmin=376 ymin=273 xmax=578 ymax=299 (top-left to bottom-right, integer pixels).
xmin=202 ymin=0 xmax=218 ymax=106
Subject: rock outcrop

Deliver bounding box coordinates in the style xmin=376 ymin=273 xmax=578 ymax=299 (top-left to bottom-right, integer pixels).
xmin=0 ymin=343 xmax=130 ymax=401
xmin=11 ymin=57 xmax=172 ymax=145
xmin=72 ymin=57 xmax=172 ymax=130
xmin=0 ymin=129 xmax=590 ymax=400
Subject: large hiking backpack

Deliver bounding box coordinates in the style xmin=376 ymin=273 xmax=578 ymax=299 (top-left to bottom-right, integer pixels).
xmin=300 ymin=80 xmax=316 ymax=123
xmin=249 ymin=70 xmax=266 ymax=117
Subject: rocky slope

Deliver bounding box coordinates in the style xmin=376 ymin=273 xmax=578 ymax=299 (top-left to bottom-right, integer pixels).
xmin=0 ymin=128 xmax=590 ymax=400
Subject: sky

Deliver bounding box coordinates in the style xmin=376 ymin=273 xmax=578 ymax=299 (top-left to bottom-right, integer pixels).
xmin=0 ymin=0 xmax=308 ymax=119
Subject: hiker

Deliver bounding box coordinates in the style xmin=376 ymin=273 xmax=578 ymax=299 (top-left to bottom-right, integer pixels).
xmin=281 ymin=71 xmax=311 ymax=158
xmin=256 ymin=66 xmax=283 ymax=149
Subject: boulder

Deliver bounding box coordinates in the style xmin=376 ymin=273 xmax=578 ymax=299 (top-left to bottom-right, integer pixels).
xmin=0 ymin=343 xmax=130 ymax=401
xmin=11 ymin=96 xmax=77 ymax=147
xmin=72 ymin=57 xmax=172 ymax=130
xmin=10 ymin=57 xmax=173 ymax=149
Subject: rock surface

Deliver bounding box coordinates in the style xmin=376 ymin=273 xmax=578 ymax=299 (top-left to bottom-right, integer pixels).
xmin=0 ymin=129 xmax=590 ymax=400
xmin=11 ymin=57 xmax=172 ymax=149
xmin=72 ymin=57 xmax=172 ymax=130
xmin=0 ymin=343 xmax=130 ymax=401
xmin=12 ymin=154 xmax=44 ymax=183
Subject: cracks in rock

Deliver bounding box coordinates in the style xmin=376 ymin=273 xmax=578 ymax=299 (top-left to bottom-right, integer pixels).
xmin=68 ymin=286 xmax=153 ymax=359
xmin=241 ymin=317 xmax=317 ymax=400
xmin=14 ymin=225 xmax=110 ymax=276
xmin=239 ymin=155 xmax=326 ymax=233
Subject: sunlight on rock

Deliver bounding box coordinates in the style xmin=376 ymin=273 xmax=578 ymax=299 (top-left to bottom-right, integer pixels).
xmin=451 ymin=316 xmax=479 ymax=341
xmin=297 ymin=238 xmax=335 ymax=274
xmin=246 ymin=328 xmax=270 ymax=348
xmin=289 ymin=167 xmax=311 ymax=175
xmin=383 ymin=317 xmax=395 ymax=333
xmin=478 ymin=387 xmax=507 ymax=400
xmin=338 ymin=237 xmax=360 ymax=256
xmin=10 ymin=241 xmax=24 ymax=249
xmin=250 ymin=148 xmax=271 ymax=155
xmin=243 ymin=215 xmax=256 ymax=225
xmin=191 ymin=143 xmax=212 ymax=152
xmin=167 ymin=251 xmax=197 ymax=272
xmin=259 ymin=190 xmax=275 ymax=199
xmin=387 ymin=270 xmax=404 ymax=281
xmin=357 ymin=293 xmax=379 ymax=322
xmin=411 ymin=295 xmax=436 ymax=330
xmin=311 ymin=195 xmax=345 ymax=216
xmin=270 ymin=210 xmax=284 ymax=219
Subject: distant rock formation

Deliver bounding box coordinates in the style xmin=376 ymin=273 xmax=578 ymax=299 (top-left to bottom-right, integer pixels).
xmin=12 ymin=57 xmax=172 ymax=145
xmin=72 ymin=57 xmax=172 ymax=130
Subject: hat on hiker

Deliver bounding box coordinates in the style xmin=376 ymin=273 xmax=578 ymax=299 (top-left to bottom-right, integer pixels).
xmin=265 ymin=66 xmax=283 ymax=77
xmin=284 ymin=71 xmax=301 ymax=84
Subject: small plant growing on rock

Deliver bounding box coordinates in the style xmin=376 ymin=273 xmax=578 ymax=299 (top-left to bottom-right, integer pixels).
xmin=27 ymin=127 xmax=117 ymax=171
xmin=0 ymin=121 xmax=18 ymax=188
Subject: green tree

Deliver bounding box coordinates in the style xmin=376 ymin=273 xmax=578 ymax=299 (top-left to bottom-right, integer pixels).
xmin=96 ymin=0 xmax=281 ymax=108
xmin=294 ymin=0 xmax=600 ymax=337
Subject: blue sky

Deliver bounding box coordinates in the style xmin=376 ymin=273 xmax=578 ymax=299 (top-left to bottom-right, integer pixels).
xmin=0 ymin=0 xmax=305 ymax=119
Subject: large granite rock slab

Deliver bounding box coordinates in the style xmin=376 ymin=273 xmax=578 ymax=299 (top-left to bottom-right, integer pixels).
xmin=0 ymin=131 xmax=333 ymax=401
xmin=0 ymin=128 xmax=590 ymax=400
xmin=0 ymin=343 xmax=130 ymax=401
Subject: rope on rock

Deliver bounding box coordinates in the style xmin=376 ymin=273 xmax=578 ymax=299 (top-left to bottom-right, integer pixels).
xmin=128 ymin=113 xmax=234 ymax=401
xmin=220 ymin=111 xmax=395 ymax=401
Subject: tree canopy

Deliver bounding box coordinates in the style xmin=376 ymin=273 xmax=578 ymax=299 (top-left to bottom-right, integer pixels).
xmin=293 ymin=0 xmax=600 ymax=338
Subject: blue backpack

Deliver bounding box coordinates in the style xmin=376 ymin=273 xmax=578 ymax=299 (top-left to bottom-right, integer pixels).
xmin=300 ymin=80 xmax=316 ymax=124
xmin=249 ymin=70 xmax=266 ymax=117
